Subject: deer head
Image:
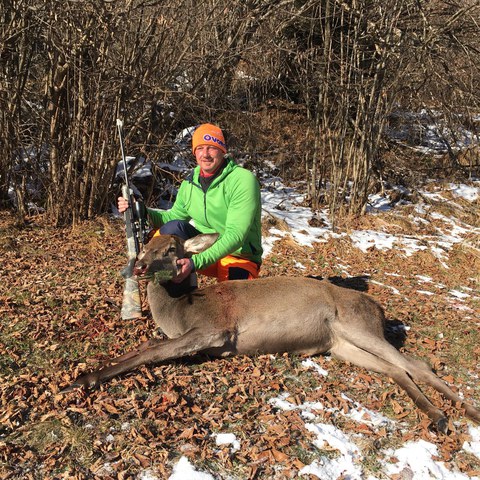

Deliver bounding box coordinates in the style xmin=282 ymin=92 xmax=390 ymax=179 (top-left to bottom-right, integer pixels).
xmin=133 ymin=233 xmax=219 ymax=283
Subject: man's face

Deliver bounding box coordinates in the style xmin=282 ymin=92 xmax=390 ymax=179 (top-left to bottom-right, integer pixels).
xmin=195 ymin=145 xmax=225 ymax=174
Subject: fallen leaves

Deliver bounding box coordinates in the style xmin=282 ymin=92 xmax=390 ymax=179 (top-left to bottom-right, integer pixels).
xmin=1 ymin=209 xmax=479 ymax=479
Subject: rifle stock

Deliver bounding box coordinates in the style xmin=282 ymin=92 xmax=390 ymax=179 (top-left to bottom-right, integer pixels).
xmin=121 ymin=184 xmax=143 ymax=319
xmin=117 ymin=120 xmax=145 ymax=320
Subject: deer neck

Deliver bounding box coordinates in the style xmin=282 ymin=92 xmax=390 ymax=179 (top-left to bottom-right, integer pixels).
xmin=146 ymin=278 xmax=197 ymax=338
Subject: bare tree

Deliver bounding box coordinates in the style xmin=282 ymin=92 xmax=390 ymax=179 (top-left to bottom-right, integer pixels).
xmin=1 ymin=0 xmax=479 ymax=224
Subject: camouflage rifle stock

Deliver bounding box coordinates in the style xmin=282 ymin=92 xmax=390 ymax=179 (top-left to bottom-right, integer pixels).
xmin=116 ymin=119 xmax=147 ymax=320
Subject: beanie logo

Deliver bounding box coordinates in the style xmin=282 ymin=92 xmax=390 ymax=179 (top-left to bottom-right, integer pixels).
xmin=203 ymin=134 xmax=226 ymax=149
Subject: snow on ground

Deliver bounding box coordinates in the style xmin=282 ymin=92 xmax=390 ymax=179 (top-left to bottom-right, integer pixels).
xmin=463 ymin=425 xmax=480 ymax=458
xmin=449 ymin=183 xmax=479 ymax=201
xmin=383 ymin=440 xmax=476 ymax=480
xmin=213 ymin=432 xmax=241 ymax=452
xmin=166 ymin=374 xmax=480 ymax=480
xmin=299 ymin=423 xmax=363 ymax=480
xmin=261 ymin=176 xmax=336 ymax=257
xmin=168 ymin=456 xmax=215 ymax=480
xmin=164 ymin=376 xmax=480 ymax=479
xmin=261 ymin=176 xmax=480 ymax=266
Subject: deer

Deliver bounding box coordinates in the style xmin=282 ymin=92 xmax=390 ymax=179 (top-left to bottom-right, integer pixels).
xmin=65 ymin=233 xmax=480 ymax=433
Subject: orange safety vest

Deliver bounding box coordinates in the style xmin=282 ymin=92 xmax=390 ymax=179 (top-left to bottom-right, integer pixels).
xmin=198 ymin=255 xmax=260 ymax=282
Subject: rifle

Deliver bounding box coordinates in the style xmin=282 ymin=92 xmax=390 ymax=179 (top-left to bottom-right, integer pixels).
xmin=116 ymin=119 xmax=148 ymax=320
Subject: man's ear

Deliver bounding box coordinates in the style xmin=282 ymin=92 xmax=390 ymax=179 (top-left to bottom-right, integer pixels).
xmin=183 ymin=233 xmax=219 ymax=256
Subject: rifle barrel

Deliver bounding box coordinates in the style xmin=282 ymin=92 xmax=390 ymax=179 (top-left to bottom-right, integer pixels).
xmin=116 ymin=119 xmax=130 ymax=192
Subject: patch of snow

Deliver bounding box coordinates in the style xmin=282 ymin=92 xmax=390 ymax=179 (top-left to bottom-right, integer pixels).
xmin=213 ymin=432 xmax=241 ymax=452
xmin=346 ymin=407 xmax=392 ymax=427
xmin=384 ymin=440 xmax=473 ymax=479
xmin=261 ymin=177 xmax=335 ymax=256
xmin=349 ymin=230 xmax=428 ymax=257
xmin=340 ymin=394 xmax=394 ymax=428
xmin=417 ymin=275 xmax=433 ymax=282
xmin=462 ymin=416 xmax=480 ymax=459
xmin=447 ymin=302 xmax=474 ymax=312
xmin=449 ymin=289 xmax=470 ymax=299
xmin=449 ymin=183 xmax=479 ymax=201
xmin=269 ymin=393 xmax=324 ymax=417
xmin=294 ymin=261 xmax=307 ymax=270
xmin=300 ymin=423 xmax=363 ymax=480
xmin=366 ymin=194 xmax=393 ymax=212
xmin=168 ymin=457 xmax=215 ymax=480
xmin=302 ymin=358 xmax=329 ymax=377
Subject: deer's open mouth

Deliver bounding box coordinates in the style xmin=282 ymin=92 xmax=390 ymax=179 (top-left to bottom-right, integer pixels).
xmin=133 ymin=264 xmax=150 ymax=279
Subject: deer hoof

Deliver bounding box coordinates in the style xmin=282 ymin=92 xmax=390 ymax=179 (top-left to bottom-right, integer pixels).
xmin=435 ymin=416 xmax=449 ymax=434
xmin=60 ymin=374 xmax=99 ymax=393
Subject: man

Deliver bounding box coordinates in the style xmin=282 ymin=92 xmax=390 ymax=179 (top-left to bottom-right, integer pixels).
xmin=118 ymin=123 xmax=263 ymax=284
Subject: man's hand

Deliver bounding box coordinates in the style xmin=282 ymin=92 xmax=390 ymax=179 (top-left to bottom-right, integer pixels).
xmin=173 ymin=258 xmax=194 ymax=283
xmin=118 ymin=196 xmax=129 ymax=213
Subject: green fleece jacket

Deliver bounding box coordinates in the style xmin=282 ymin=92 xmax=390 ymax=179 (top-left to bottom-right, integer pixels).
xmin=147 ymin=158 xmax=263 ymax=271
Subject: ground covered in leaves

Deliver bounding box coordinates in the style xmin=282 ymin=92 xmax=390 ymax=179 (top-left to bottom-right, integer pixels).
xmin=0 ymin=188 xmax=479 ymax=479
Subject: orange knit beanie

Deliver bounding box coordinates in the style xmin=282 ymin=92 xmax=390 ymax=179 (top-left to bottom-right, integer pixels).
xmin=192 ymin=123 xmax=227 ymax=154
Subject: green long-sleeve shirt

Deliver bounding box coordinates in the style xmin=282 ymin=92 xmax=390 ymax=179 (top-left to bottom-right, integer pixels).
xmin=147 ymin=158 xmax=263 ymax=271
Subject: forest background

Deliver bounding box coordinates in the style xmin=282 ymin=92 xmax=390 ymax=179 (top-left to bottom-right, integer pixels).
xmin=1 ymin=0 xmax=480 ymax=226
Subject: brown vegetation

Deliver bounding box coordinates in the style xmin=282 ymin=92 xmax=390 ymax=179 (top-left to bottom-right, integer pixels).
xmin=1 ymin=0 xmax=479 ymax=225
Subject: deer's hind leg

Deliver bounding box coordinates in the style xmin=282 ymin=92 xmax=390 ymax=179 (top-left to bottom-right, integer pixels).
xmin=338 ymin=325 xmax=480 ymax=425
xmin=404 ymin=354 xmax=480 ymax=424
xmin=330 ymin=339 xmax=448 ymax=431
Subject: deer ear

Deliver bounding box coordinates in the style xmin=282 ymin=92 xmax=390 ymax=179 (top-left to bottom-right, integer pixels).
xmin=183 ymin=233 xmax=219 ymax=256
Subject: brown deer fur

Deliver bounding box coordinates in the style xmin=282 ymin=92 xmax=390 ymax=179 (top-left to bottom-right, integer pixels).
xmin=66 ymin=234 xmax=480 ymax=432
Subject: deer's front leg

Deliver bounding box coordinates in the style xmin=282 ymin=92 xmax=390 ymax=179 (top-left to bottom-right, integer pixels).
xmin=62 ymin=327 xmax=232 ymax=392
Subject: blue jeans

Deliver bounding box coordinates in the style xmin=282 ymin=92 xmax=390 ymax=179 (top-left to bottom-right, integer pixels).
xmin=160 ymin=220 xmax=201 ymax=240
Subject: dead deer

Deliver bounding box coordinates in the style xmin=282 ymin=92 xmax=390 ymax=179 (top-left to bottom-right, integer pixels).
xmin=66 ymin=233 xmax=480 ymax=432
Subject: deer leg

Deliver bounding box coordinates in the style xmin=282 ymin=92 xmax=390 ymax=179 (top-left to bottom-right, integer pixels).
xmin=330 ymin=339 xmax=448 ymax=431
xmin=339 ymin=329 xmax=480 ymax=425
xmin=64 ymin=327 xmax=232 ymax=391
xmin=403 ymin=354 xmax=480 ymax=424
xmin=100 ymin=338 xmax=165 ymax=366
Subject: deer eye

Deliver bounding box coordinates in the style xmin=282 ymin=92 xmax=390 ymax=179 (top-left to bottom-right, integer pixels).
xmin=163 ymin=246 xmax=176 ymax=257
